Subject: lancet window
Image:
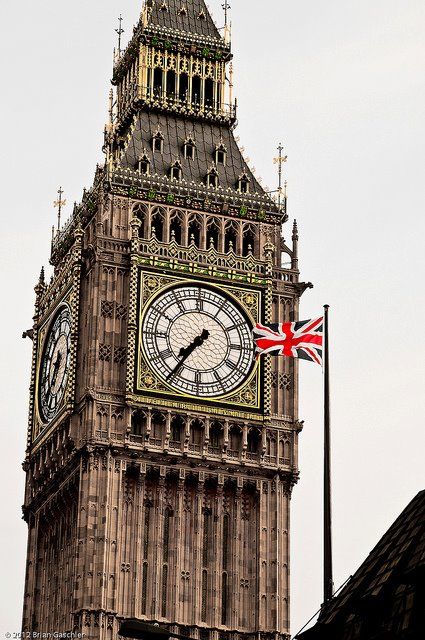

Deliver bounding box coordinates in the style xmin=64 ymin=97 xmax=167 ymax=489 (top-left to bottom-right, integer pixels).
xmin=206 ymin=167 xmax=219 ymax=188
xmin=152 ymin=131 xmax=164 ymax=153
xmin=237 ymin=173 xmax=250 ymax=194
xmin=188 ymin=215 xmax=202 ymax=247
xmin=137 ymin=154 xmax=150 ymax=175
xmin=169 ymin=211 xmax=183 ymax=245
xmin=131 ymin=409 xmax=146 ymax=437
xmin=242 ymin=223 xmax=257 ymax=256
xmin=171 ymin=414 xmax=184 ymax=443
xmin=207 ymin=217 xmax=221 ymax=250
xmin=151 ymin=208 xmax=166 ymax=241
xmin=224 ymin=220 xmax=238 ymax=253
xmin=215 ymin=143 xmax=227 ymax=165
xmin=169 ymin=160 xmax=182 ymax=181
xmin=184 ymin=138 xmax=196 ymax=160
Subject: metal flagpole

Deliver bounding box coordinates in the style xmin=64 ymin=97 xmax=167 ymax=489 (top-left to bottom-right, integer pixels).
xmin=323 ymin=304 xmax=333 ymax=603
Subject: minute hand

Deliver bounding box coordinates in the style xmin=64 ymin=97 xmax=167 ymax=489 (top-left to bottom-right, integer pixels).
xmin=167 ymin=329 xmax=210 ymax=381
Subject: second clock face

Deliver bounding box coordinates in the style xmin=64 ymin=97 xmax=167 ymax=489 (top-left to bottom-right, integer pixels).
xmin=141 ymin=285 xmax=255 ymax=397
xmin=39 ymin=306 xmax=72 ymax=423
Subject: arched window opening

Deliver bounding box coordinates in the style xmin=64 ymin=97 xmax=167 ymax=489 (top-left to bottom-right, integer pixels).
xmin=152 ymin=131 xmax=164 ymax=153
xmin=237 ymin=173 xmax=250 ymax=194
xmin=205 ymin=78 xmax=214 ymax=107
xmin=229 ymin=426 xmax=242 ymax=452
xmin=215 ymin=144 xmax=227 ymax=165
xmin=209 ymin=421 xmax=222 ymax=449
xmin=153 ymin=68 xmax=163 ymax=97
xmin=166 ymin=69 xmax=176 ymax=97
xmin=169 ymin=161 xmax=182 ymax=181
xmin=151 ymin=209 xmax=165 ymax=241
xmin=184 ymin=138 xmax=196 ymax=160
xmin=134 ymin=206 xmax=147 ymax=238
xmin=242 ymin=227 xmax=255 ymax=256
xmin=207 ymin=218 xmax=220 ymax=250
xmin=171 ymin=415 xmax=184 ymax=443
xmin=247 ymin=428 xmax=261 ymax=453
xmin=190 ymin=418 xmax=203 ymax=449
xmin=131 ymin=410 xmax=146 ymax=436
xmin=170 ymin=214 xmax=183 ymax=245
xmin=188 ymin=217 xmax=201 ymax=247
xmin=137 ymin=154 xmax=150 ymax=175
xmin=206 ymin=168 xmax=219 ymax=189
xmin=192 ymin=75 xmax=201 ymax=105
xmin=225 ymin=224 xmax=237 ymax=253
xmin=151 ymin=411 xmax=166 ymax=441
xmin=179 ymin=73 xmax=189 ymax=101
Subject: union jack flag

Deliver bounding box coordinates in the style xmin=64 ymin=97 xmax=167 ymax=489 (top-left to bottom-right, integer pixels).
xmin=253 ymin=317 xmax=323 ymax=365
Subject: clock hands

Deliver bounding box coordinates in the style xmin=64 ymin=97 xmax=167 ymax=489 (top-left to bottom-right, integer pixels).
xmin=167 ymin=329 xmax=210 ymax=381
xmin=50 ymin=351 xmax=62 ymax=386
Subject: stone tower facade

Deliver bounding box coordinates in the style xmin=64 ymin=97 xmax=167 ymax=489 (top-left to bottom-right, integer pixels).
xmin=22 ymin=2 xmax=309 ymax=638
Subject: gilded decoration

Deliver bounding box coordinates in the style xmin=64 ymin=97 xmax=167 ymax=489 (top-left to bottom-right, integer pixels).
xmin=131 ymin=270 xmax=263 ymax=414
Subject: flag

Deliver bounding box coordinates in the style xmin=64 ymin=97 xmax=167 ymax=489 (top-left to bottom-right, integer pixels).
xmin=253 ymin=317 xmax=323 ymax=365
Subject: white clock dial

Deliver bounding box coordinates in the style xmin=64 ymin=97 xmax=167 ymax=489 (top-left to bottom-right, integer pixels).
xmin=141 ymin=285 xmax=255 ymax=397
xmin=39 ymin=306 xmax=72 ymax=423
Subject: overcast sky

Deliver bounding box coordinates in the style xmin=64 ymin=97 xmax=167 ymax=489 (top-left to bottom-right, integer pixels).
xmin=1 ymin=0 xmax=424 ymax=635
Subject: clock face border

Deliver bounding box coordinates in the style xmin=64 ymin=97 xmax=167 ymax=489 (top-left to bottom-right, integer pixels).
xmin=36 ymin=303 xmax=72 ymax=427
xmin=134 ymin=271 xmax=264 ymax=413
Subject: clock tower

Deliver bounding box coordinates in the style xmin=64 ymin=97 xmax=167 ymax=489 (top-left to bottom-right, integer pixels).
xmin=22 ymin=2 xmax=308 ymax=638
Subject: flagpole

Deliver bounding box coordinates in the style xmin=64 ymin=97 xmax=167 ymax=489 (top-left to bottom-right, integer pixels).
xmin=323 ymin=304 xmax=333 ymax=604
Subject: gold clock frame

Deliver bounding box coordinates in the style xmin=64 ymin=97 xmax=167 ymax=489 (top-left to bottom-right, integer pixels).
xmin=129 ymin=269 xmax=265 ymax=418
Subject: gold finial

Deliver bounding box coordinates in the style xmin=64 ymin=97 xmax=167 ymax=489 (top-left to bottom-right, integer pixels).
xmin=53 ymin=187 xmax=67 ymax=230
xmin=273 ymin=143 xmax=288 ymax=210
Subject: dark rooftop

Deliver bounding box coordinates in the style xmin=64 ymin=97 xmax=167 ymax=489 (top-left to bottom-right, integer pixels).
xmin=298 ymin=490 xmax=425 ymax=640
xmin=119 ymin=111 xmax=267 ymax=198
xmin=145 ymin=0 xmax=222 ymax=41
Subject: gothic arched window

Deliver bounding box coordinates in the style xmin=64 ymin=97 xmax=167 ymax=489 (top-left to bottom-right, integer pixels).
xmin=247 ymin=428 xmax=261 ymax=453
xmin=188 ymin=215 xmax=201 ymax=247
xmin=242 ymin=224 xmax=256 ymax=256
xmin=237 ymin=173 xmax=250 ymax=194
xmin=169 ymin=161 xmax=182 ymax=181
xmin=137 ymin=154 xmax=150 ymax=175
xmin=131 ymin=409 xmax=146 ymax=436
xmin=170 ymin=211 xmax=183 ymax=245
xmin=215 ymin=143 xmax=227 ymax=165
xmin=192 ymin=75 xmax=201 ymax=105
xmin=207 ymin=217 xmax=220 ymax=250
xmin=184 ymin=138 xmax=196 ymax=160
xmin=152 ymin=131 xmax=164 ymax=153
xmin=206 ymin=168 xmax=219 ymax=188
xmin=224 ymin=221 xmax=238 ymax=253
xmin=151 ymin=208 xmax=165 ymax=241
xmin=179 ymin=72 xmax=189 ymax=101
xmin=171 ymin=414 xmax=184 ymax=443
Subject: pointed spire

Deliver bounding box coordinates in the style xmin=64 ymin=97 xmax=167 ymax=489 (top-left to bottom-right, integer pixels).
xmin=292 ymin=220 xmax=299 ymax=270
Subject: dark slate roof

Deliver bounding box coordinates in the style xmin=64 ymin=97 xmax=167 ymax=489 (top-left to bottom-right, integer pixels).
xmin=298 ymin=490 xmax=425 ymax=640
xmin=146 ymin=0 xmax=222 ymax=41
xmin=119 ymin=112 xmax=267 ymax=197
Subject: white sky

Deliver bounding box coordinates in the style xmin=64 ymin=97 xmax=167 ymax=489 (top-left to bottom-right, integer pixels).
xmin=1 ymin=0 xmax=424 ymax=634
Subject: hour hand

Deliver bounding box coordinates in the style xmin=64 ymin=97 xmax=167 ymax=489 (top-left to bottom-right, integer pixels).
xmin=167 ymin=329 xmax=210 ymax=381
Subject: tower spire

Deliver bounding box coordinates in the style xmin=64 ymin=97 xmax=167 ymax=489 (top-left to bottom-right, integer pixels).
xmin=273 ymin=143 xmax=288 ymax=211
xmin=53 ymin=187 xmax=66 ymax=231
xmin=115 ymin=14 xmax=124 ymax=56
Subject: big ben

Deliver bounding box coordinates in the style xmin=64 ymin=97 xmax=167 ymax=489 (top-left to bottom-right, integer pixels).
xmin=22 ymin=1 xmax=308 ymax=638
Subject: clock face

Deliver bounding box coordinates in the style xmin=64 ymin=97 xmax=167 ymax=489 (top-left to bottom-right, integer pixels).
xmin=141 ymin=285 xmax=255 ymax=397
xmin=39 ymin=306 xmax=72 ymax=423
